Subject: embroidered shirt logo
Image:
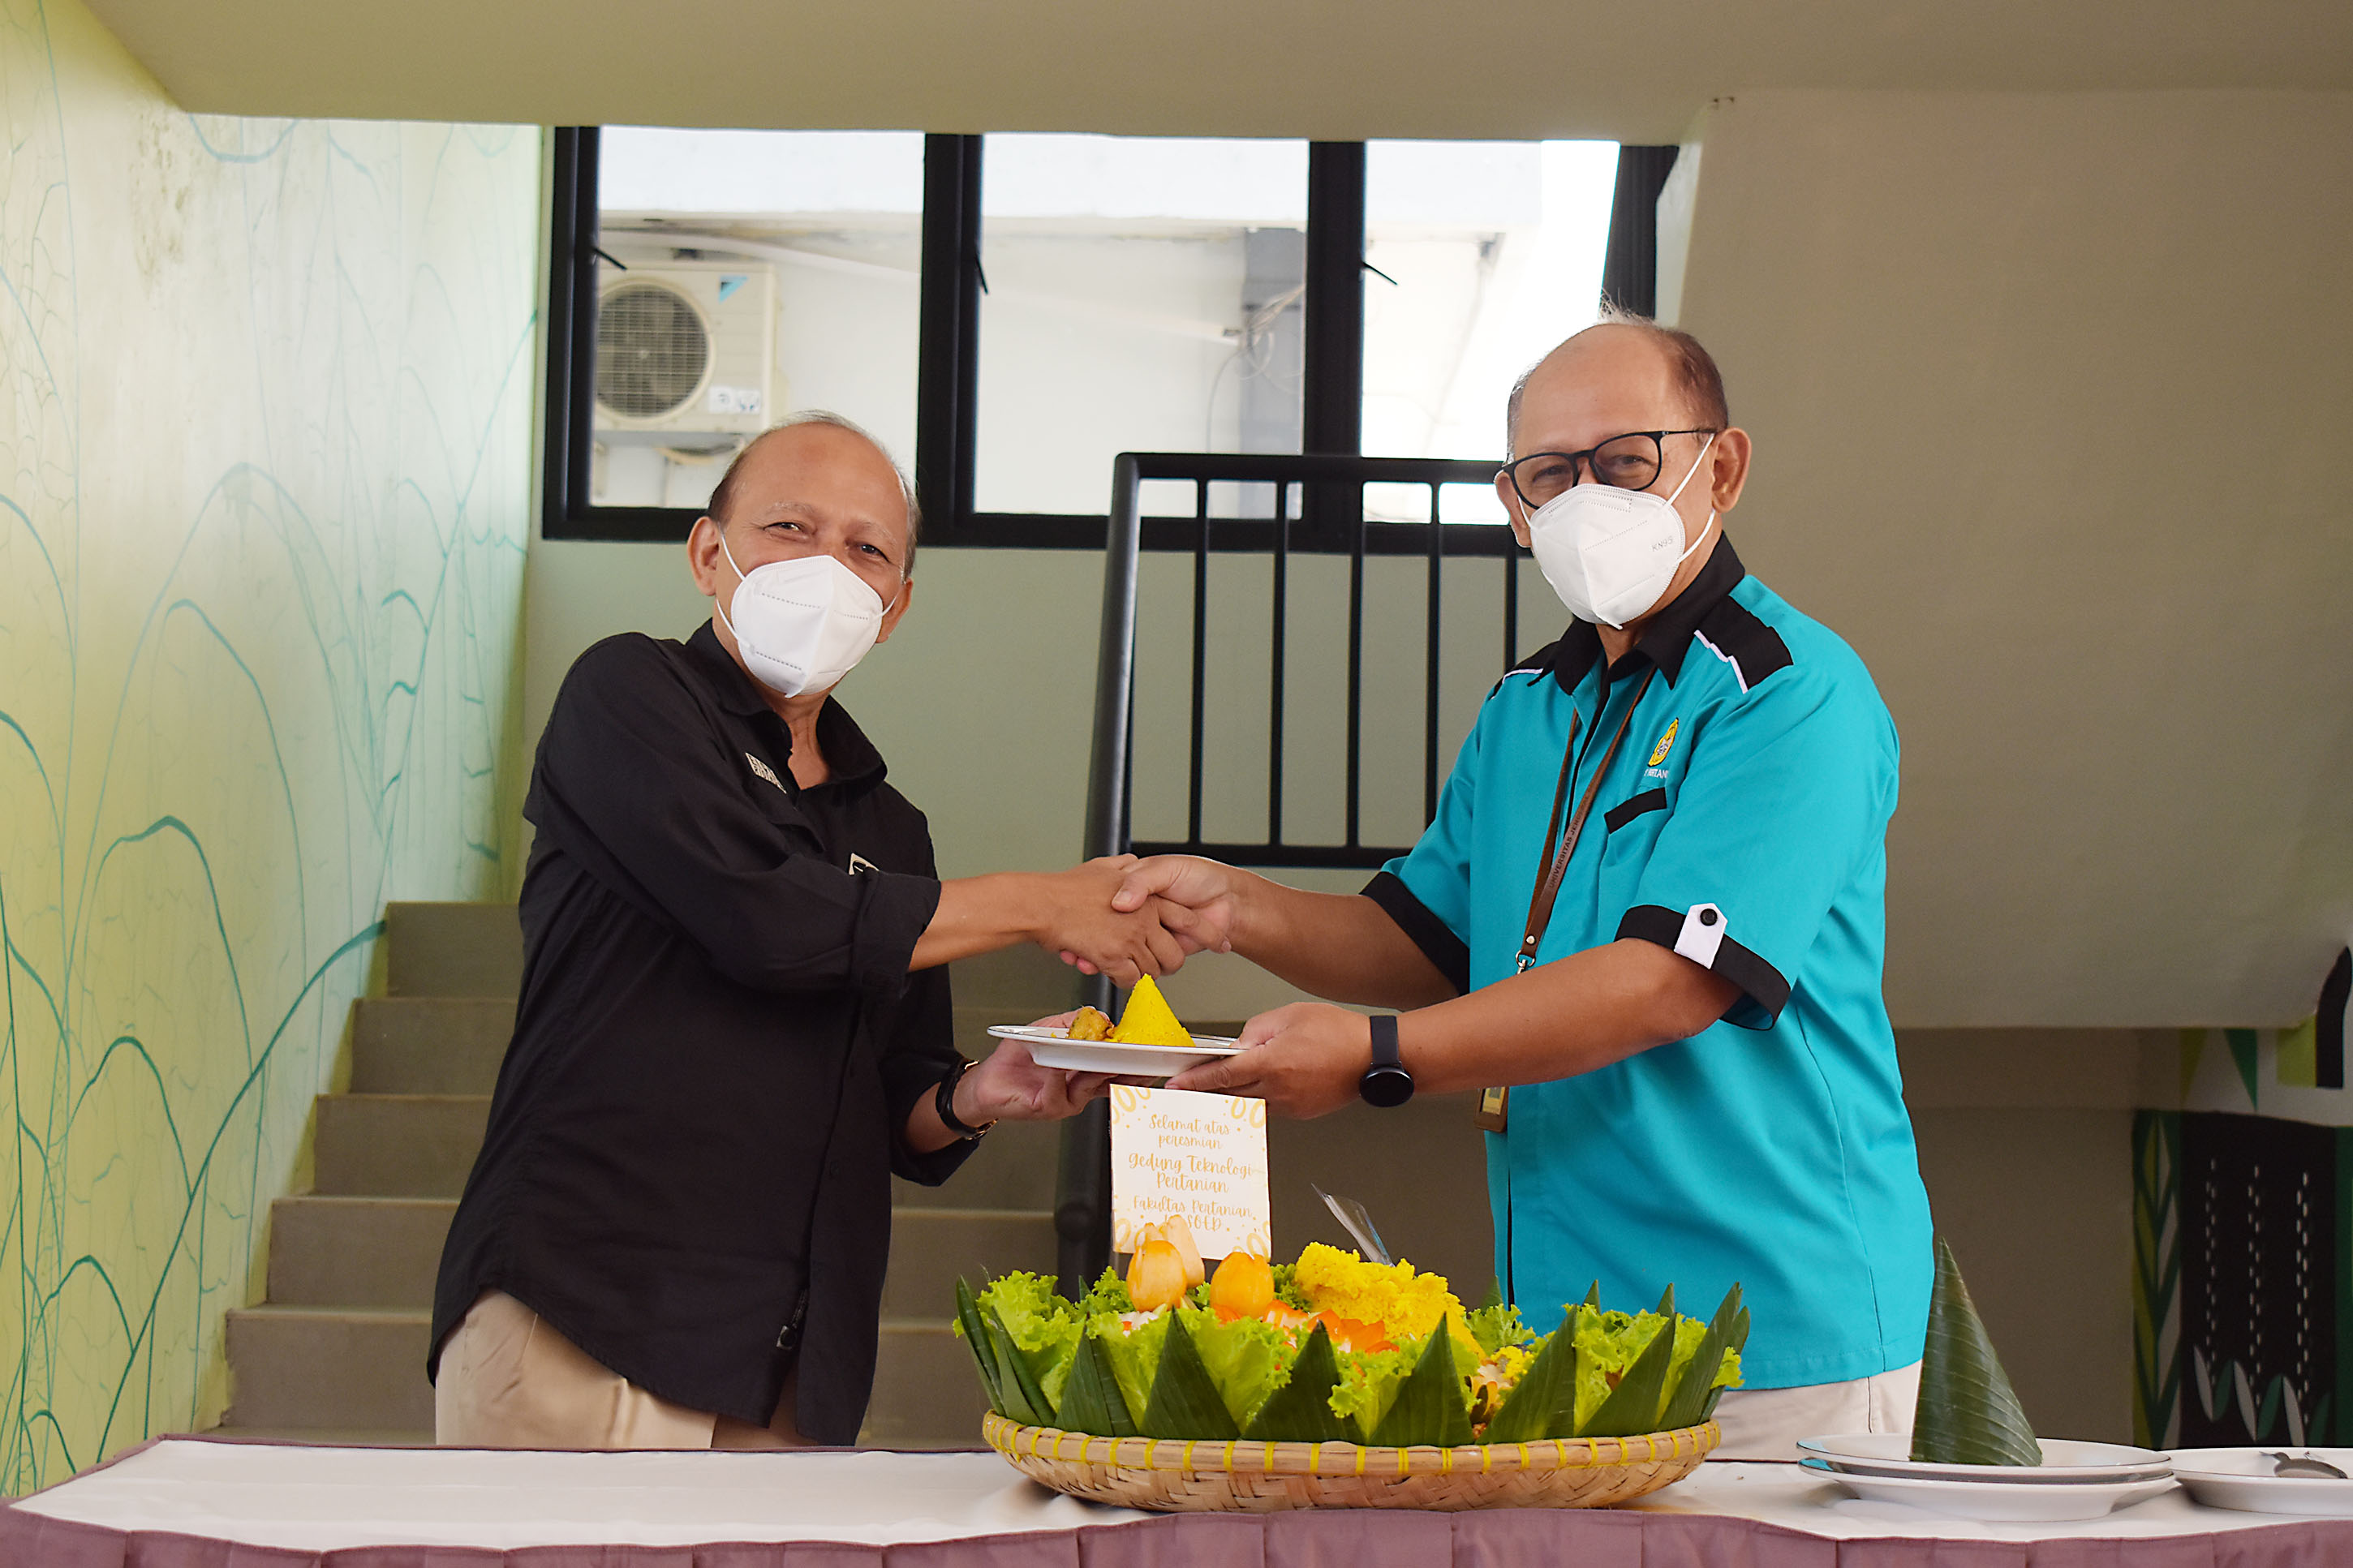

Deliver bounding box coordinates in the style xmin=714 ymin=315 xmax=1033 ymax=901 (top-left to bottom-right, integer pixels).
xmin=849 ymin=853 xmax=879 ymax=875
xmin=745 ymin=752 xmax=785 ymax=793
xmin=1647 ymin=719 xmax=1680 ymax=769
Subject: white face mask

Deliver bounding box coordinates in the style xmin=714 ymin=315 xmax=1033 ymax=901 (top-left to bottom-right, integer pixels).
xmin=712 ymin=535 xmax=896 ymax=698
xmin=1522 ymin=433 xmax=1719 ymax=629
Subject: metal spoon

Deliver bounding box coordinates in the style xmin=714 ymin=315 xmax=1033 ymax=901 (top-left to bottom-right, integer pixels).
xmin=2265 ymin=1451 xmax=2348 ymax=1480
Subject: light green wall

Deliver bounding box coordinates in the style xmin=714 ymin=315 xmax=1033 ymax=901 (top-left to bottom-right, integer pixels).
xmin=0 ymin=0 xmax=538 ymax=1486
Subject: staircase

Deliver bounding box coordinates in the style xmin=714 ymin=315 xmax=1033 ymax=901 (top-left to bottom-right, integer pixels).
xmin=214 ymin=902 xmax=1070 ymax=1446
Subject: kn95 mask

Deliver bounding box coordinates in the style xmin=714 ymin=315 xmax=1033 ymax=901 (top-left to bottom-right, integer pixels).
xmin=1525 ymin=433 xmax=1718 ymax=629
xmin=712 ymin=536 xmax=895 ymax=698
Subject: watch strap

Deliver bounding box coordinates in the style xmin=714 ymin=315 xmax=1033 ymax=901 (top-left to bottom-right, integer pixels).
xmin=1369 ymin=1013 xmax=1402 ymax=1069
xmin=936 ymin=1058 xmax=993 ymax=1139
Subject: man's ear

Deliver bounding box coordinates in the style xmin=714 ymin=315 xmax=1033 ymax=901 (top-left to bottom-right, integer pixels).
xmin=876 ymin=576 xmax=916 ymax=645
xmin=686 ymin=516 xmax=725 ymax=599
xmin=1708 ymin=428 xmax=1753 ymax=513
xmin=1497 ymin=474 xmax=1534 ymax=550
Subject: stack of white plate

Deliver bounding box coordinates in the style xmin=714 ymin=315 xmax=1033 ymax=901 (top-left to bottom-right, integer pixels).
xmin=2169 ymin=1448 xmax=2353 ymax=1516
xmin=1797 ymin=1434 xmax=2175 ymax=1521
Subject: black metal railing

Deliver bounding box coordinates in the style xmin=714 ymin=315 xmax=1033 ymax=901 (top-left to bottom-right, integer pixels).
xmin=1055 ymin=450 xmax=1522 ymax=1291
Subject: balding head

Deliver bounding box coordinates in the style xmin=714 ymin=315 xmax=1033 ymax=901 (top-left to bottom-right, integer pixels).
xmin=708 ymin=411 xmax=922 ymax=574
xmin=1506 ymin=317 xmax=1729 ymax=461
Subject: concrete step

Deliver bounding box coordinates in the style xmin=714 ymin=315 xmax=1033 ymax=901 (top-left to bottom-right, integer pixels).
xmin=351 ymin=997 xmax=514 ymax=1095
xmin=386 ymin=902 xmax=523 ymax=999
xmin=879 ymin=1209 xmax=1056 ymax=1317
xmin=860 ymin=1321 xmax=993 ymax=1447
xmin=269 ymin=1196 xmax=458 ymax=1308
xmin=224 ymin=1306 xmax=433 ymax=1432
xmin=313 ymin=1094 xmax=489 ymax=1199
xmin=891 ymin=1118 xmax=1059 ymax=1211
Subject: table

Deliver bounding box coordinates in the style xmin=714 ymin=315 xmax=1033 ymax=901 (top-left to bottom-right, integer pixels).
xmin=6 ymin=1437 xmax=2352 ymax=1566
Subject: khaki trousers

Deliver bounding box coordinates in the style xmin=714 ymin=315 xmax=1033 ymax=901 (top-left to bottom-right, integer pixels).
xmin=435 ymin=1290 xmax=813 ymax=1450
xmin=1708 ymin=1359 xmax=1921 ymax=1461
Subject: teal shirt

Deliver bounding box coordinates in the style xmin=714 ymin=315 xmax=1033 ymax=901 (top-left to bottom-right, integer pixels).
xmin=1369 ymin=539 xmax=1933 ymax=1390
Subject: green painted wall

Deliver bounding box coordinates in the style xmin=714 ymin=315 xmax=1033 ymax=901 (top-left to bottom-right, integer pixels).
xmin=0 ymin=0 xmax=538 ymax=1486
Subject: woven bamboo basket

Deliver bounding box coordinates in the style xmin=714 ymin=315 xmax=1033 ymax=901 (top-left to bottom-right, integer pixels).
xmin=982 ymin=1411 xmax=1719 ymax=1512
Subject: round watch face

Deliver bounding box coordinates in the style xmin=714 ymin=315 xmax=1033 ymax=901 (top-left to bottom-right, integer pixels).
xmin=1359 ymin=1064 xmax=1415 ymax=1108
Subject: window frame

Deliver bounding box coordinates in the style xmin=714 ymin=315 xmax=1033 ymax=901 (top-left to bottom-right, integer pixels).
xmin=540 ymin=128 xmax=1671 ymax=545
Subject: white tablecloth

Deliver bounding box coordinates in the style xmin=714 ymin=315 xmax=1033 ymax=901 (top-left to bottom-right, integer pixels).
xmin=8 ymin=1437 xmax=2352 ymax=1564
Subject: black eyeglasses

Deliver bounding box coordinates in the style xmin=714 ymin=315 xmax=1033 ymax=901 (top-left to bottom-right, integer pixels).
xmin=1500 ymin=428 xmax=1718 ymax=509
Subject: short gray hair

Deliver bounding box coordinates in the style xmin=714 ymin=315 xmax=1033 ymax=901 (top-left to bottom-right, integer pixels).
xmin=707 ymin=410 xmax=923 ymax=574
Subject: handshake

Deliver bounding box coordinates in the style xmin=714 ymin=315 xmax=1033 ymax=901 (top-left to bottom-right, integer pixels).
xmin=1025 ymin=854 xmax=1241 ymax=987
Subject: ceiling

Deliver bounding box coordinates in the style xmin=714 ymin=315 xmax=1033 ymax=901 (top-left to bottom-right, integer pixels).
xmin=83 ymin=0 xmax=2353 ymax=142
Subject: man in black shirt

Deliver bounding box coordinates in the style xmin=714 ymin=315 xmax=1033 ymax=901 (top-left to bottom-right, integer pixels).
xmin=430 ymin=414 xmax=1189 ymax=1448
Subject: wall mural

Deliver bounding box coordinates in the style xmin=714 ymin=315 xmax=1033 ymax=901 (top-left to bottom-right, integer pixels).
xmin=0 ymin=0 xmax=537 ymax=1489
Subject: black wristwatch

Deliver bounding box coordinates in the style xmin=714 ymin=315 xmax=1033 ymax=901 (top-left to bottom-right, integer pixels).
xmin=1359 ymin=1015 xmax=1415 ymax=1108
xmin=936 ymin=1057 xmax=995 ymax=1140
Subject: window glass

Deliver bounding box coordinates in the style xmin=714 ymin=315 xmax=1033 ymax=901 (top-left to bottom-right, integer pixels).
xmin=1361 ymin=140 xmax=1620 ymax=522
xmin=975 ymin=135 xmax=1309 ymax=516
xmin=592 ymin=128 xmax=924 ymax=509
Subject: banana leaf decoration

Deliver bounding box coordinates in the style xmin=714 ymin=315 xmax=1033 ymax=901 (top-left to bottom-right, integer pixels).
xmin=1479 ymin=1317 xmax=1581 ymax=1444
xmin=982 ymin=1304 xmax=1054 ymax=1428
xmin=1581 ymin=1308 xmax=1682 ymax=1437
xmin=953 ymin=1278 xmax=1005 ymax=1415
xmin=1050 ymin=1334 xmax=1137 ymax=1437
xmin=1910 ymin=1234 xmax=2042 ymax=1465
xmin=1659 ymin=1283 xmax=1744 ymax=1431
xmin=1241 ymin=1322 xmax=1358 ymax=1445
xmin=1368 ymin=1323 xmax=1476 ymax=1448
xmin=1138 ymin=1314 xmax=1240 ymax=1441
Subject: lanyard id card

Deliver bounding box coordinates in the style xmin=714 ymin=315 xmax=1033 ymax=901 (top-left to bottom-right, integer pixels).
xmin=1472 ymin=668 xmax=1655 ymax=1134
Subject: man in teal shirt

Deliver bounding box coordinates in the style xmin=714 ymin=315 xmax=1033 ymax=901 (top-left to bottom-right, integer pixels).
xmin=1116 ymin=318 xmax=1934 ymax=1457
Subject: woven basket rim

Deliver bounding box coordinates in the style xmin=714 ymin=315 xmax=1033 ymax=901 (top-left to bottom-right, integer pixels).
xmin=982 ymin=1411 xmax=1719 ymax=1478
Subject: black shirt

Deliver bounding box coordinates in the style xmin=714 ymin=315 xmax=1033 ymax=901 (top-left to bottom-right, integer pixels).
xmin=429 ymin=623 xmax=973 ymax=1441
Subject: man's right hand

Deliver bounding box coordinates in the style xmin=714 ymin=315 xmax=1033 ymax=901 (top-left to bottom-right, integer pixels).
xmin=1109 ymin=856 xmax=1245 ymax=956
xmin=1035 ymin=857 xmax=1190 ymax=986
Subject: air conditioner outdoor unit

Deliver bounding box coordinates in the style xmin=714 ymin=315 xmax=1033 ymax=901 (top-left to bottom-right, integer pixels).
xmin=593 ymin=262 xmax=776 ymax=441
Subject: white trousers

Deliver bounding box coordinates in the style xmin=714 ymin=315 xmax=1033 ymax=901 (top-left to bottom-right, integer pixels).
xmin=1707 ymin=1360 xmax=1921 ymax=1461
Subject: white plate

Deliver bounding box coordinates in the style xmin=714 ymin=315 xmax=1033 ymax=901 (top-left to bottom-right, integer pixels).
xmin=1800 ymin=1458 xmax=2176 ymax=1521
xmin=1797 ymin=1433 xmax=2171 ymax=1484
xmin=2168 ymin=1448 xmax=2353 ymax=1517
xmin=986 ymin=1025 xmax=1241 ymax=1079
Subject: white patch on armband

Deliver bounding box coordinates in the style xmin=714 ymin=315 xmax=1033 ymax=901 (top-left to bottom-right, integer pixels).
xmin=1674 ymin=902 xmax=1726 ymax=968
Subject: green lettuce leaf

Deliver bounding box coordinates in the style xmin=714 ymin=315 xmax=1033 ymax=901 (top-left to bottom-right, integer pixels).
xmin=1328 ymin=1338 xmax=1418 ymax=1433
xmin=1182 ymin=1307 xmax=1295 ymax=1427
xmin=1270 ymin=1261 xmax=1314 ymax=1312
xmin=1912 ymin=1235 xmax=2042 ymax=1465
xmin=1466 ymin=1302 xmax=1534 ymax=1358
xmin=1076 ymin=1267 xmax=1133 ymax=1319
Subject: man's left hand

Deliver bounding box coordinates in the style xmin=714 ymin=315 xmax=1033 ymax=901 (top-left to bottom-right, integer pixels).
xmin=1164 ymin=1003 xmax=1372 ymax=1118
xmin=957 ymin=1012 xmax=1119 ymax=1123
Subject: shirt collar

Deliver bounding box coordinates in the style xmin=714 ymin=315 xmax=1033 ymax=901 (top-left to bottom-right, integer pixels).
xmin=1547 ymin=535 xmax=1749 ymax=694
xmin=684 ymin=621 xmax=888 ymax=786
